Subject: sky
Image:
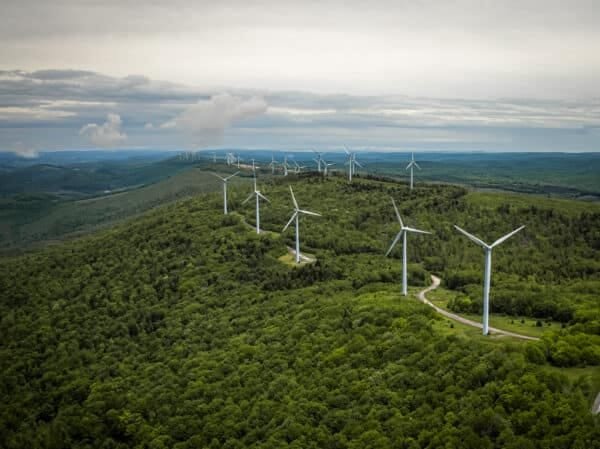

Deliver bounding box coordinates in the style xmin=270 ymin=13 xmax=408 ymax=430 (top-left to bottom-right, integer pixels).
xmin=1 ymin=0 xmax=599 ymax=155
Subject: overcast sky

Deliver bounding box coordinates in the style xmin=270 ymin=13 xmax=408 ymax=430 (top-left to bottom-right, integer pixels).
xmin=1 ymin=0 xmax=599 ymax=154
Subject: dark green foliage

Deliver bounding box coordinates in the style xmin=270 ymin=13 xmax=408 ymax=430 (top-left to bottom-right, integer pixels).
xmin=0 ymin=176 xmax=599 ymax=448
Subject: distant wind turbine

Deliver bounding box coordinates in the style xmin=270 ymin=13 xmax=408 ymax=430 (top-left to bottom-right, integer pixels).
xmin=406 ymin=152 xmax=420 ymax=190
xmin=385 ymin=197 xmax=431 ymax=296
xmin=454 ymin=224 xmax=526 ymax=335
xmin=282 ymin=156 xmax=289 ymax=176
xmin=344 ymin=147 xmax=363 ymax=182
xmin=313 ymin=151 xmax=323 ymax=173
xmin=212 ymin=171 xmax=240 ymax=215
xmin=293 ymin=160 xmax=306 ymax=174
xmin=212 ymin=152 xmax=217 ymax=163
xmin=322 ymin=157 xmax=335 ymax=176
xmin=269 ymin=154 xmax=278 ymax=175
xmin=243 ymin=177 xmax=270 ymax=234
xmin=282 ymin=186 xmax=321 ymax=263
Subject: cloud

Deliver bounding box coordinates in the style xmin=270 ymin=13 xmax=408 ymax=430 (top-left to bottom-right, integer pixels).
xmin=1 ymin=69 xmax=599 ymax=152
xmin=164 ymin=93 xmax=267 ymax=145
xmin=79 ymin=113 xmax=127 ymax=147
xmin=10 ymin=141 xmax=38 ymax=158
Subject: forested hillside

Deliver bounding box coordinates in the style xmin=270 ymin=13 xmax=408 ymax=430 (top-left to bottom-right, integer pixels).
xmin=1 ymin=175 xmax=598 ymax=448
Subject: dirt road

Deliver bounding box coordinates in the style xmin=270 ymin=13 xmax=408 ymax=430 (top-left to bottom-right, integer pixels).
xmin=417 ymin=275 xmax=540 ymax=341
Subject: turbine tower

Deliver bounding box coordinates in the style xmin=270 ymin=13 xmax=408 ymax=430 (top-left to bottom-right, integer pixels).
xmin=322 ymin=158 xmax=335 ymax=176
xmin=454 ymin=224 xmax=526 ymax=335
xmin=282 ymin=156 xmax=289 ymax=176
xmin=243 ymin=177 xmax=270 ymax=234
xmin=406 ymin=152 xmax=421 ymax=190
xmin=212 ymin=152 xmax=217 ymax=163
xmin=282 ymin=186 xmax=321 ymax=263
xmin=313 ymin=151 xmax=323 ymax=173
xmin=344 ymin=147 xmax=363 ymax=182
xmin=212 ymin=171 xmax=240 ymax=215
xmin=385 ymin=198 xmax=431 ymax=296
xmin=269 ymin=154 xmax=278 ymax=175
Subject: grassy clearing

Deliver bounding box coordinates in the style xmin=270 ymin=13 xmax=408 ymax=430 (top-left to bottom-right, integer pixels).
xmin=278 ymin=251 xmax=317 ymax=267
xmin=425 ymin=286 xmax=555 ymax=338
xmin=467 ymin=191 xmax=600 ymax=215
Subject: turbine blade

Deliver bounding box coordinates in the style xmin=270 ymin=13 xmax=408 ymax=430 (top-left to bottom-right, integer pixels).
xmin=298 ymin=209 xmax=321 ymax=217
xmin=385 ymin=231 xmax=403 ymax=256
xmin=289 ymin=186 xmax=299 ymax=209
xmin=414 ymin=162 xmax=421 ymax=170
xmin=242 ymin=192 xmax=254 ymax=204
xmin=354 ymin=160 xmax=363 ymax=168
xmin=282 ymin=212 xmax=298 ymax=232
xmin=257 ymin=192 xmax=270 ymax=203
xmin=344 ymin=146 xmax=350 ymax=155
xmin=405 ymin=162 xmax=413 ymax=170
xmin=491 ymin=225 xmax=525 ymax=248
xmin=390 ymin=197 xmax=404 ymax=227
xmin=211 ymin=173 xmax=226 ymax=181
xmin=404 ymin=226 xmax=431 ymax=235
xmin=225 ymin=171 xmax=240 ymax=180
xmin=454 ymin=225 xmax=489 ymax=248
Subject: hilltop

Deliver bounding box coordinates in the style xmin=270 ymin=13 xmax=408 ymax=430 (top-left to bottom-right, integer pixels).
xmin=0 ymin=175 xmax=599 ymax=448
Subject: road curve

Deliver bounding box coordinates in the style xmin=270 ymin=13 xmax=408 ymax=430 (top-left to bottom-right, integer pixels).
xmin=418 ymin=275 xmax=540 ymax=341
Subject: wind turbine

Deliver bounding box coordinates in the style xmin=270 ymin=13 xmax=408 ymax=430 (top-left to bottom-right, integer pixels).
xmin=282 ymin=186 xmax=321 ymax=263
xmin=211 ymin=152 xmax=217 ymax=163
xmin=454 ymin=224 xmax=526 ymax=335
xmin=293 ymin=160 xmax=306 ymax=174
xmin=236 ymin=154 xmax=243 ymax=168
xmin=282 ymin=156 xmax=290 ymax=176
xmin=344 ymin=147 xmax=363 ymax=182
xmin=313 ymin=151 xmax=323 ymax=173
xmin=385 ymin=198 xmax=431 ymax=296
xmin=406 ymin=152 xmax=421 ymax=190
xmin=322 ymin=157 xmax=335 ymax=176
xmin=243 ymin=177 xmax=270 ymax=234
xmin=212 ymin=172 xmax=240 ymax=215
xmin=269 ymin=154 xmax=278 ymax=175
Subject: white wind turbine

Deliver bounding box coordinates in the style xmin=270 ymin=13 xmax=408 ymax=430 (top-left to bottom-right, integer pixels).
xmin=385 ymin=197 xmax=431 ymax=296
xmin=212 ymin=171 xmax=240 ymax=215
xmin=344 ymin=147 xmax=363 ymax=182
xmin=406 ymin=152 xmax=420 ymax=190
xmin=454 ymin=224 xmax=526 ymax=335
xmin=211 ymin=152 xmax=217 ymax=163
xmin=243 ymin=177 xmax=270 ymax=234
xmin=282 ymin=156 xmax=290 ymax=176
xmin=282 ymin=186 xmax=321 ymax=263
xmin=322 ymin=157 xmax=335 ymax=176
xmin=313 ymin=151 xmax=323 ymax=173
xmin=269 ymin=154 xmax=278 ymax=175
xmin=293 ymin=160 xmax=306 ymax=174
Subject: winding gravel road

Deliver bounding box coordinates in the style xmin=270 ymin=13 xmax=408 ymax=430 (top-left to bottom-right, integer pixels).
xmin=418 ymin=275 xmax=540 ymax=341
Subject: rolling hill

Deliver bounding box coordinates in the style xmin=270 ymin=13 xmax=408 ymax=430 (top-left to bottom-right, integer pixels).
xmin=1 ymin=174 xmax=598 ymax=448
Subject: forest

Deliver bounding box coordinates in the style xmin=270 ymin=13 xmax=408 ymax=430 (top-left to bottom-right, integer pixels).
xmin=0 ymin=173 xmax=599 ymax=448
